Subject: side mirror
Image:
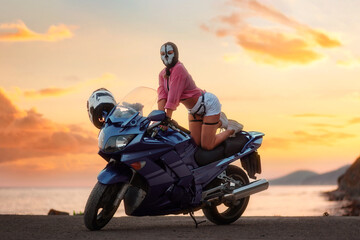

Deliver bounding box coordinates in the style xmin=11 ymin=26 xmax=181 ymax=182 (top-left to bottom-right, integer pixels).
xmin=147 ymin=110 xmax=166 ymax=121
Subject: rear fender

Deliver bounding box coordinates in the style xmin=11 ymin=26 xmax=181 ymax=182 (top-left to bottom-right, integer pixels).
xmin=241 ymin=131 xmax=264 ymax=153
xmin=97 ymin=162 xmax=133 ymax=185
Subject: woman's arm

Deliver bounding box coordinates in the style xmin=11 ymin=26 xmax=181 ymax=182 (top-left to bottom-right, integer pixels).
xmin=158 ymin=99 xmax=166 ymax=111
xmin=164 ymin=65 xmax=187 ymax=111
xmin=165 ymin=109 xmax=173 ymax=118
xmin=158 ymin=99 xmax=173 ymax=118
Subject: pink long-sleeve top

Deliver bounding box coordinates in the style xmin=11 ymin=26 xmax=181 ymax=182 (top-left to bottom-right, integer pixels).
xmin=157 ymin=61 xmax=203 ymax=110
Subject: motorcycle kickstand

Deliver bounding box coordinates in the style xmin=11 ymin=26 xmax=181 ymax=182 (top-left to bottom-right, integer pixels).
xmin=189 ymin=212 xmax=206 ymax=228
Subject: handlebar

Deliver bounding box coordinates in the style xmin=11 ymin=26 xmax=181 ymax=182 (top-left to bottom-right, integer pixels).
xmin=147 ymin=117 xmax=190 ymax=137
xmin=168 ymin=118 xmax=191 ymax=135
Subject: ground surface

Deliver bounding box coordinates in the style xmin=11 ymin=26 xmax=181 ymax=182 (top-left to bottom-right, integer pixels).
xmin=0 ymin=215 xmax=359 ymax=240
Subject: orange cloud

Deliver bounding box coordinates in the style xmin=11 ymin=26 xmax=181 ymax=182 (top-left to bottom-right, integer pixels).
xmin=0 ymin=89 xmax=97 ymax=163
xmin=0 ymin=20 xmax=74 ymax=42
xmin=262 ymin=129 xmax=355 ymax=149
xmin=11 ymin=73 xmax=116 ymax=99
xmin=199 ymin=24 xmax=210 ymax=32
xmin=337 ymin=57 xmax=360 ymax=67
xmin=262 ymin=137 xmax=292 ymax=149
xmin=24 ymin=87 xmax=73 ymax=98
xmin=349 ymin=118 xmax=360 ymax=124
xmin=293 ymin=130 xmax=355 ymax=145
xmin=292 ymin=113 xmax=335 ymax=118
xmin=235 ymin=27 xmax=323 ymax=64
xmin=236 ymin=0 xmax=340 ymax=48
xmin=204 ymin=0 xmax=341 ymax=65
xmin=309 ymin=123 xmax=343 ymax=129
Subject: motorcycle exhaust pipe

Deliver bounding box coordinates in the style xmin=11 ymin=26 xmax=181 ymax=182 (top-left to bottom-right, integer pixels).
xmin=223 ymin=179 xmax=269 ymax=202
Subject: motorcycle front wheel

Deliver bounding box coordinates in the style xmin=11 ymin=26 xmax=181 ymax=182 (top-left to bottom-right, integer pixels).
xmin=202 ymin=165 xmax=250 ymax=225
xmin=84 ymin=182 xmax=127 ymax=230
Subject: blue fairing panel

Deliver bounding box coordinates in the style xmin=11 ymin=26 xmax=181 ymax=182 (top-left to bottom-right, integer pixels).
xmin=97 ymin=163 xmax=132 ymax=184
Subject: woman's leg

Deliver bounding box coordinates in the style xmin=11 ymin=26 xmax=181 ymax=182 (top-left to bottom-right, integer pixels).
xmin=188 ymin=113 xmax=203 ymax=146
xmin=201 ymin=114 xmax=235 ymax=150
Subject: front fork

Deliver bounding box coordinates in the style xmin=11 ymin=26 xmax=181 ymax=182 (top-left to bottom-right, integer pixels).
xmin=98 ymin=160 xmax=148 ymax=216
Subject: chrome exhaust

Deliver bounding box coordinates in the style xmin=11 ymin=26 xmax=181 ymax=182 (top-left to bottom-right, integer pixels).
xmin=223 ymin=179 xmax=269 ymax=202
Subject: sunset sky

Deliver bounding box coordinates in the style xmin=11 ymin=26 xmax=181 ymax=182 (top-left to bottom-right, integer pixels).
xmin=1 ymin=0 xmax=360 ymax=187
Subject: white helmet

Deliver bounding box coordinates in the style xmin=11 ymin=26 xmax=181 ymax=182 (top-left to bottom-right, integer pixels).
xmin=87 ymin=88 xmax=116 ymax=129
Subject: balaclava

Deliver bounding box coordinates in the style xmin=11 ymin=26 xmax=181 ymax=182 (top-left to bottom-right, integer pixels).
xmin=160 ymin=42 xmax=179 ymax=77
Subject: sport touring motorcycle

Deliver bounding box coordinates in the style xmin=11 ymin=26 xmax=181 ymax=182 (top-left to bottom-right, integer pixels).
xmin=84 ymin=87 xmax=268 ymax=230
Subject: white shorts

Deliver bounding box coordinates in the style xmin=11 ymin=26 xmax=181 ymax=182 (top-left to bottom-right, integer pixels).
xmin=188 ymin=92 xmax=222 ymax=117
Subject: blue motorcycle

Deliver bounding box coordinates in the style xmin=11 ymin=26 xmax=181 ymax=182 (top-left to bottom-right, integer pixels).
xmin=84 ymin=87 xmax=268 ymax=230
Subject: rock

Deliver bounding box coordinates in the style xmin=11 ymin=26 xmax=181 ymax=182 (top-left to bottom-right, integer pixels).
xmin=325 ymin=189 xmax=345 ymax=201
xmin=341 ymin=199 xmax=360 ymax=216
xmin=337 ymin=157 xmax=360 ymax=198
xmin=47 ymin=209 xmax=69 ymax=215
xmin=327 ymin=157 xmax=360 ymax=216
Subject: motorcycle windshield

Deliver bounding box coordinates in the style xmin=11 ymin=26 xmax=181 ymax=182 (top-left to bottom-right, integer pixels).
xmin=108 ymin=87 xmax=157 ymax=123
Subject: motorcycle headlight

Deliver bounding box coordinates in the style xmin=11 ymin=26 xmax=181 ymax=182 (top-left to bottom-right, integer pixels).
xmin=103 ymin=134 xmax=136 ymax=153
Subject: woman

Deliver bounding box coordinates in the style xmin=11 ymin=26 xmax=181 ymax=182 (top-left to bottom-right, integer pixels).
xmin=157 ymin=42 xmax=243 ymax=150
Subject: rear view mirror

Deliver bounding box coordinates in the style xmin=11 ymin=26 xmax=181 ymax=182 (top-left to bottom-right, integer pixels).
xmin=147 ymin=110 xmax=166 ymax=121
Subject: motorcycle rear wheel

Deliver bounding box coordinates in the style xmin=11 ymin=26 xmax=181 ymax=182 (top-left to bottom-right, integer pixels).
xmin=84 ymin=182 xmax=126 ymax=230
xmin=202 ymin=165 xmax=250 ymax=225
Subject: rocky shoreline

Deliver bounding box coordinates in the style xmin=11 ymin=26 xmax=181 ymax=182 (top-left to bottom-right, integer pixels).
xmin=325 ymin=157 xmax=360 ymax=216
xmin=325 ymin=191 xmax=360 ymax=216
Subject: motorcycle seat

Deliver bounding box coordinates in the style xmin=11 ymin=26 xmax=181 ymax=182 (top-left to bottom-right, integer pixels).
xmin=194 ymin=132 xmax=250 ymax=166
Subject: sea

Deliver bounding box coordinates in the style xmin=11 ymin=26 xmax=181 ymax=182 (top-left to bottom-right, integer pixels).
xmin=0 ymin=185 xmax=342 ymax=216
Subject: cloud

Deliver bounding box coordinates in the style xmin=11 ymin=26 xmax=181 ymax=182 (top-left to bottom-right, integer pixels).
xmin=0 ymin=20 xmax=74 ymax=42
xmin=10 ymin=73 xmax=116 ymax=99
xmin=337 ymin=58 xmax=360 ymax=67
xmin=293 ymin=130 xmax=355 ymax=145
xmin=203 ymin=0 xmax=341 ymax=66
xmin=235 ymin=0 xmax=340 ymax=48
xmin=24 ymin=87 xmax=73 ymax=98
xmin=0 ymin=88 xmax=22 ymax=127
xmin=0 ymin=89 xmax=97 ymax=163
xmin=292 ymin=113 xmax=335 ymax=118
xmin=349 ymin=118 xmax=360 ymax=124
xmin=309 ymin=123 xmax=343 ymax=129
xmin=262 ymin=137 xmax=292 ymax=149
xmin=263 ymin=128 xmax=356 ymax=149
xmin=235 ymin=27 xmax=323 ymax=65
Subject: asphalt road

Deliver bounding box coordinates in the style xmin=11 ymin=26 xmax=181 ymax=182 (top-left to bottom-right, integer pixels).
xmin=1 ymin=215 xmax=359 ymax=240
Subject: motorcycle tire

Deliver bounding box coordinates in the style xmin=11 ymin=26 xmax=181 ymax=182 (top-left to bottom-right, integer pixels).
xmin=202 ymin=165 xmax=250 ymax=225
xmin=84 ymin=182 xmax=126 ymax=230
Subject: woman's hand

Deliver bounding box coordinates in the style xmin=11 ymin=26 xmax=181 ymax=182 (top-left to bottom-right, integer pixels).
xmin=159 ymin=125 xmax=168 ymax=131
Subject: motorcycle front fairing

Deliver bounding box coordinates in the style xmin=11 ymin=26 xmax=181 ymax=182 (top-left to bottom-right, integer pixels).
xmin=96 ymin=108 xmax=148 ymax=184
xmin=95 ymin=106 xmax=195 ymax=214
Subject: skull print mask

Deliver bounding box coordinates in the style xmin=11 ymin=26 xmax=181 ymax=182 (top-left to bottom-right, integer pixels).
xmin=160 ymin=42 xmax=178 ymax=68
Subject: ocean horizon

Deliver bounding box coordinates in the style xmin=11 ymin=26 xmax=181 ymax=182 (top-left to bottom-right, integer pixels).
xmin=0 ymin=185 xmax=341 ymax=217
